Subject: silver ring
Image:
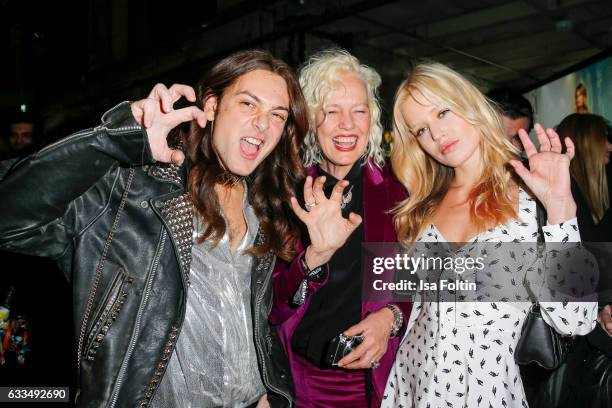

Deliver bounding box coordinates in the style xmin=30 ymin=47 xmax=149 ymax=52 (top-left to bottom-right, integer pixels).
xmin=304 ymin=202 xmax=317 ymax=211
xmin=371 ymin=360 xmax=380 ymax=369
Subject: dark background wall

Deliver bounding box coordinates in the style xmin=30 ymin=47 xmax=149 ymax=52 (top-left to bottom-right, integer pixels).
xmin=2 ymin=0 xmax=611 ymax=141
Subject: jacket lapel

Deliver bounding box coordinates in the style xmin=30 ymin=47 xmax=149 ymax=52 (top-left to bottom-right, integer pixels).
xmin=363 ymin=163 xmax=389 ymax=243
xmin=149 ymin=163 xmax=194 ymax=287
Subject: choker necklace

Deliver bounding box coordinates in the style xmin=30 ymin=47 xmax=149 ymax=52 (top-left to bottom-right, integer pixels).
xmin=340 ymin=185 xmax=354 ymax=209
xmin=216 ymin=171 xmax=243 ymax=187
xmin=213 ymin=136 xmax=243 ymax=187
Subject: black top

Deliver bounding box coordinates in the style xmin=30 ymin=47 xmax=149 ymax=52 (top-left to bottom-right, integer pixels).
xmin=593 ymin=164 xmax=612 ymax=242
xmin=572 ymin=178 xmax=597 ymax=241
xmin=292 ymin=162 xmax=365 ymax=366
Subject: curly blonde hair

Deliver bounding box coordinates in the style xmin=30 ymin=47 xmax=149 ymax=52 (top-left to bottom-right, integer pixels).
xmin=392 ymin=62 xmax=519 ymax=243
xmin=299 ymin=49 xmax=385 ymax=168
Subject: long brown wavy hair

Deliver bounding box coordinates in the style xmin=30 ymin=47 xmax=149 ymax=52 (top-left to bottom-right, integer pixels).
xmin=558 ymin=113 xmax=610 ymax=223
xmin=183 ymin=50 xmax=308 ymax=261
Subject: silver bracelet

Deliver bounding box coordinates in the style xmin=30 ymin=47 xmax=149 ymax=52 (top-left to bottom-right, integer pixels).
xmin=386 ymin=304 xmax=404 ymax=337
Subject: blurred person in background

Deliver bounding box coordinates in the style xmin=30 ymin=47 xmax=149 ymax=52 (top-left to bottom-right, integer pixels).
xmin=488 ymin=88 xmax=597 ymax=240
xmin=4 ymin=112 xmax=40 ymax=159
xmin=557 ymin=113 xmax=611 ymax=240
xmin=1 ymin=110 xmax=73 ymax=390
xmin=487 ymin=87 xmax=534 ymax=150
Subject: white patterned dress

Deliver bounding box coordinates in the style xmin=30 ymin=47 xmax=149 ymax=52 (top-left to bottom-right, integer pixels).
xmin=382 ymin=188 xmax=598 ymax=408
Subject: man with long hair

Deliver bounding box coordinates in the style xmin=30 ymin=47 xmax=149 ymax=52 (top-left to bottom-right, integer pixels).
xmin=0 ymin=50 xmax=308 ymax=407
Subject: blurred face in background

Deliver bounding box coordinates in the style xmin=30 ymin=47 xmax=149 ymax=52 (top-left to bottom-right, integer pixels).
xmin=9 ymin=122 xmax=34 ymax=151
xmin=500 ymin=115 xmax=530 ymax=149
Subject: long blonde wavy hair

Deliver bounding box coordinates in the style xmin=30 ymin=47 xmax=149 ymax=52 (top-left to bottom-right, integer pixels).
xmin=392 ymin=62 xmax=519 ymax=243
xmin=557 ymin=113 xmax=610 ymax=223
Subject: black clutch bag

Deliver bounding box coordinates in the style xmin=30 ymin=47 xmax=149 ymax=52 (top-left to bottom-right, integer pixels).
xmin=323 ymin=333 xmax=364 ymax=367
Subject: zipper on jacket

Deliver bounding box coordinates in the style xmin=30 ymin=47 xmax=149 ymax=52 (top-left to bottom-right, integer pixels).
xmin=109 ymin=231 xmax=167 ymax=408
xmin=132 ymin=192 xmax=192 ymax=407
xmin=254 ymin=254 xmax=293 ymax=406
xmin=76 ymin=168 xmax=135 ymax=378
xmin=82 ymin=269 xmax=133 ymax=362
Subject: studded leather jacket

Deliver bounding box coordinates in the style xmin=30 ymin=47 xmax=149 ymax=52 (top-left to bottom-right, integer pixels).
xmin=0 ymin=102 xmax=294 ymax=407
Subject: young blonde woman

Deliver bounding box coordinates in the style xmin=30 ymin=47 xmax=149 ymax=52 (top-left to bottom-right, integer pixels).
xmin=382 ymin=63 xmax=598 ymax=408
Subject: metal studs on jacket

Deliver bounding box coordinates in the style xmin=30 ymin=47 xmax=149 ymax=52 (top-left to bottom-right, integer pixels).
xmin=151 ymin=163 xmax=193 ymax=288
xmin=149 ymin=163 xmax=183 ymax=185
xmin=158 ymin=193 xmax=193 ymax=287
xmin=138 ymin=325 xmax=179 ymax=407
xmin=85 ymin=281 xmax=132 ymax=361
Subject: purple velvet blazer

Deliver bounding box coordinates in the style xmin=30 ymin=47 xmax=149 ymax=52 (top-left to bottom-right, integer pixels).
xmin=269 ymin=161 xmax=412 ymax=407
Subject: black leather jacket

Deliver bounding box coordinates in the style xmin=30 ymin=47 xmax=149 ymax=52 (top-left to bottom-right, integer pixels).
xmin=0 ymin=102 xmax=294 ymax=407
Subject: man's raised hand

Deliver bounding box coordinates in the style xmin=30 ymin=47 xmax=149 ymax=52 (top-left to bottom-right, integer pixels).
xmin=131 ymin=83 xmax=208 ymax=165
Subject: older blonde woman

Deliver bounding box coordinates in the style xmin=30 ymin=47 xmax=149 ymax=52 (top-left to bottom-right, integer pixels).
xmin=270 ymin=50 xmax=411 ymax=407
xmin=382 ymin=63 xmax=598 ymax=407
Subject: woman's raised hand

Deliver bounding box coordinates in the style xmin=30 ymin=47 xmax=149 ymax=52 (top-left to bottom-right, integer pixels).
xmin=290 ymin=175 xmax=362 ymax=268
xmin=510 ymin=123 xmax=577 ymax=224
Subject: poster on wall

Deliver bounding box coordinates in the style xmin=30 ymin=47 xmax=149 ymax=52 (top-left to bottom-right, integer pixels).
xmin=524 ymin=56 xmax=612 ymax=128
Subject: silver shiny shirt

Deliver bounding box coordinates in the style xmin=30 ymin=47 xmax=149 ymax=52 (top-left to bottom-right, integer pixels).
xmin=151 ymin=188 xmax=265 ymax=408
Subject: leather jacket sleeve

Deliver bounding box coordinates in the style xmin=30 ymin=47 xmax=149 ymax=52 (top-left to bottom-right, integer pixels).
xmin=0 ymin=101 xmax=153 ymax=259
